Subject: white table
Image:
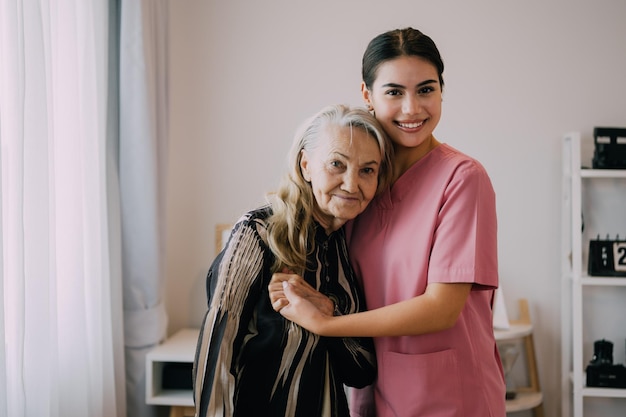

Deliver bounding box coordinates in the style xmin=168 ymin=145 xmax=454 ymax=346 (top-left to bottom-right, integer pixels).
xmin=146 ymin=328 xmax=200 ymax=417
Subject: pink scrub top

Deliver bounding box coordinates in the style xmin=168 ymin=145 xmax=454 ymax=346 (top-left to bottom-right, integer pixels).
xmin=347 ymin=144 xmax=506 ymax=417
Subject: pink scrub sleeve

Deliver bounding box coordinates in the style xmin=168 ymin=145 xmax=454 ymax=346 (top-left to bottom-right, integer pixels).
xmin=427 ymin=159 xmax=499 ymax=288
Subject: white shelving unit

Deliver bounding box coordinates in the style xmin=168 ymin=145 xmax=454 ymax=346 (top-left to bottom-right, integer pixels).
xmin=561 ymin=133 xmax=626 ymax=417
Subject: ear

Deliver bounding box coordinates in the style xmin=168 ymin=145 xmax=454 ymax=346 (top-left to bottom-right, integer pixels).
xmin=361 ymin=82 xmax=372 ymax=109
xmin=300 ymin=150 xmax=311 ymax=182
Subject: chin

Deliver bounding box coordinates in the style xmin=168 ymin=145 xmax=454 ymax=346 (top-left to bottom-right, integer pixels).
xmin=338 ymin=210 xmax=363 ymax=222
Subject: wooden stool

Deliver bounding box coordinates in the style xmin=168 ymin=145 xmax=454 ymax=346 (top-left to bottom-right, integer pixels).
xmin=496 ymin=299 xmax=544 ymax=417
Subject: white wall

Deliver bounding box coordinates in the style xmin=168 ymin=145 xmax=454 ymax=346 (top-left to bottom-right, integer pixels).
xmin=166 ymin=1 xmax=626 ymax=416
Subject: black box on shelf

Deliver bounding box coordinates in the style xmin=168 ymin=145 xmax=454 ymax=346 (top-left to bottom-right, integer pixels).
xmin=588 ymin=239 xmax=626 ymax=277
xmin=586 ymin=339 xmax=626 ymax=388
xmin=586 ymin=363 xmax=626 ymax=388
xmin=592 ymin=127 xmax=626 ymax=169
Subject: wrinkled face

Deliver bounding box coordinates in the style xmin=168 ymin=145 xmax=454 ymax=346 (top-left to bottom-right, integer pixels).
xmin=363 ymin=55 xmax=442 ymax=151
xmin=300 ymin=125 xmax=381 ymax=233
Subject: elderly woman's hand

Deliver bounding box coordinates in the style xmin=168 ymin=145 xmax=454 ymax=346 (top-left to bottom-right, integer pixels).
xmin=269 ymin=269 xmax=335 ymax=316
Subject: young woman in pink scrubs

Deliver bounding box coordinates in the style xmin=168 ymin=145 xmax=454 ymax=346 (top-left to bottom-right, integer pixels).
xmin=269 ymin=27 xmax=506 ymax=417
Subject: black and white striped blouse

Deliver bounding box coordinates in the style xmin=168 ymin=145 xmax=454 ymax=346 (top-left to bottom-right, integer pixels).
xmin=193 ymin=206 xmax=376 ymax=417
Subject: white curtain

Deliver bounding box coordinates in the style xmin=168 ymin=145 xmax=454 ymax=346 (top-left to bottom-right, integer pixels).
xmin=118 ymin=1 xmax=170 ymax=416
xmin=0 ymin=1 xmax=125 ymax=416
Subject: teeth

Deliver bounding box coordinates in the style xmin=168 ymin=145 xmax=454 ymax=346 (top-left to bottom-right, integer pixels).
xmin=398 ymin=120 xmax=424 ymax=129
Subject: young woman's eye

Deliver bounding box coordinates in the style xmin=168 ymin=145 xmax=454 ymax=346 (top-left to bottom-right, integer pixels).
xmin=418 ymin=86 xmax=436 ymax=95
xmin=385 ymin=89 xmax=402 ymax=96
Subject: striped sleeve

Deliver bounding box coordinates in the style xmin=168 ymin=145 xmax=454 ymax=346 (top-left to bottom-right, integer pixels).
xmin=193 ymin=219 xmax=265 ymax=417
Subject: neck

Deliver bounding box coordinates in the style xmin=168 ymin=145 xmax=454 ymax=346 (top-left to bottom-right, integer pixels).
xmin=393 ymin=135 xmax=440 ymax=181
xmin=312 ymin=210 xmax=344 ymax=235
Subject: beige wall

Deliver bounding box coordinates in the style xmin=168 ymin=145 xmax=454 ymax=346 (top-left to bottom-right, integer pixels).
xmin=165 ymin=1 xmax=626 ymax=416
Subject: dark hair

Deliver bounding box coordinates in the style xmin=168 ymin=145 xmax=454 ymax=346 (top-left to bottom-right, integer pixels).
xmin=362 ymin=27 xmax=444 ymax=90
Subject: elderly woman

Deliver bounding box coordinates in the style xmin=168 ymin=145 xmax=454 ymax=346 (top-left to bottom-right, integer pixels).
xmin=193 ymin=104 xmax=393 ymax=417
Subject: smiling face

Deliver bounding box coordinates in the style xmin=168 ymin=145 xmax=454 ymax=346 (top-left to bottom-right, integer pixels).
xmin=363 ymin=55 xmax=442 ymax=167
xmin=300 ymin=125 xmax=381 ymax=233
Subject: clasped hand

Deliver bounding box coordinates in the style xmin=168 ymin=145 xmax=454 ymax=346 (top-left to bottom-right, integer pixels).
xmin=268 ymin=270 xmax=334 ymax=331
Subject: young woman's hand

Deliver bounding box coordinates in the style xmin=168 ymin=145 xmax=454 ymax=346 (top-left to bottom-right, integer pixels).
xmin=268 ymin=269 xmax=334 ymax=317
xmin=276 ymin=280 xmax=332 ymax=333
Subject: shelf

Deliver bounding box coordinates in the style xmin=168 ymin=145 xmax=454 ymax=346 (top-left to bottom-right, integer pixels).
xmin=580 ymin=169 xmax=626 ymax=178
xmin=148 ymin=390 xmax=193 ymax=406
xmin=581 ymin=276 xmax=626 ymax=286
xmin=146 ymin=328 xmax=200 ymax=407
xmin=582 ymin=387 xmax=626 ymax=398
xmin=568 ymin=372 xmax=626 ymax=399
xmin=578 ymin=373 xmax=626 ymax=398
xmin=564 ymin=273 xmax=626 ymax=286
xmin=494 ymin=323 xmax=533 ymax=341
xmin=506 ymin=392 xmax=543 ymax=413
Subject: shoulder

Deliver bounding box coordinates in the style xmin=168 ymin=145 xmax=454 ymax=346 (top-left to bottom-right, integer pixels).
xmin=223 ymin=205 xmax=273 ymax=251
xmin=233 ymin=205 xmax=271 ymax=230
xmin=436 ymin=144 xmax=486 ymax=170
xmin=419 ymin=145 xmax=495 ymax=204
xmin=433 ymin=144 xmax=492 ymax=184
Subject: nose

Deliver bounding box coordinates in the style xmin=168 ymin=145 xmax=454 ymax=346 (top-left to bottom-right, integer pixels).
xmin=402 ymin=95 xmax=420 ymax=115
xmin=341 ymin=170 xmax=359 ymax=193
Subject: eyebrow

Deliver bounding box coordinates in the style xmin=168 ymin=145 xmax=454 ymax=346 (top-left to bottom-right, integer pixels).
xmin=333 ymin=152 xmax=380 ymax=166
xmin=331 ymin=151 xmax=378 ymax=165
xmin=382 ymin=79 xmax=438 ymax=89
xmin=360 ymin=160 xmax=380 ymax=166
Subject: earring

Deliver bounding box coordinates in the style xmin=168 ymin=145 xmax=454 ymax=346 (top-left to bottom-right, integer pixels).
xmin=366 ymin=104 xmax=374 ymax=112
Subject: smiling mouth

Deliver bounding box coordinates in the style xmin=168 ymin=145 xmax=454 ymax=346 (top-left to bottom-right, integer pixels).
xmin=397 ymin=120 xmax=425 ymax=129
xmin=335 ymin=194 xmax=359 ymax=201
